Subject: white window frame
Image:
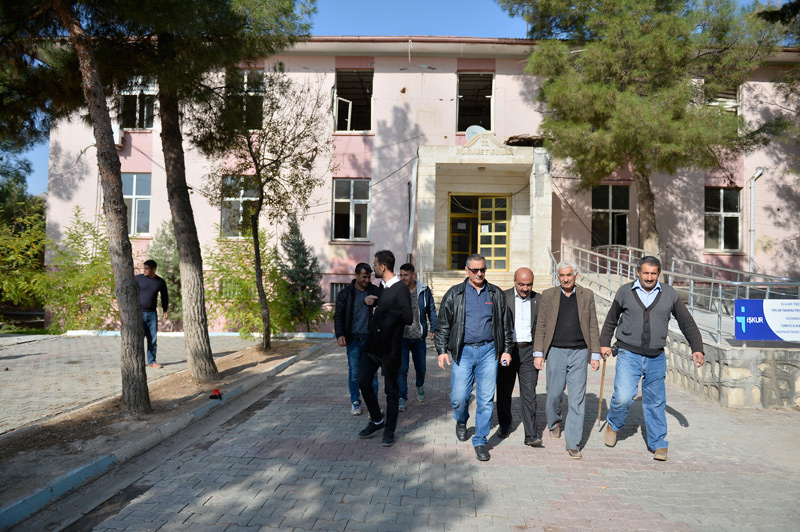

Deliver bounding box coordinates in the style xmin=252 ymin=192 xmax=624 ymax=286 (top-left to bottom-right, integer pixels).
xmin=704 ymin=187 xmax=742 ymax=251
xmin=332 ymin=178 xmax=370 ymax=241
xmin=591 ymin=184 xmax=630 ymax=247
xmin=122 ymin=173 xmax=151 ymax=236
xmin=221 ymin=179 xmax=259 ymax=238
xmin=333 ymin=70 xmax=373 ymax=132
xmin=120 ymin=78 xmax=156 ymax=130
xmin=240 ymin=69 xmax=265 ymax=130
xmin=456 ymin=72 xmax=494 ymax=132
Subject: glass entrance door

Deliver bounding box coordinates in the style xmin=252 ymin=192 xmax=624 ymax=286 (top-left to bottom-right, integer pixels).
xmin=478 ymin=197 xmax=508 ymax=271
xmin=448 ymin=195 xmax=509 ymax=271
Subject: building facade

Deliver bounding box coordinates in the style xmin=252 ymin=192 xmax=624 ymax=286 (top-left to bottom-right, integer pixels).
xmin=46 ymin=36 xmax=800 ymax=331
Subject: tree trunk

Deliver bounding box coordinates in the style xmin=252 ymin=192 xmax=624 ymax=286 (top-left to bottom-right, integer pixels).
xmin=157 ymin=35 xmax=219 ymax=382
xmin=632 ymin=169 xmax=661 ymax=256
xmin=54 ymin=2 xmax=151 ymax=414
xmin=250 ymin=202 xmax=271 ymax=352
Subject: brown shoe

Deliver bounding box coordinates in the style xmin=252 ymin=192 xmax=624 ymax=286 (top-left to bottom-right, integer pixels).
xmin=654 ymin=448 xmax=668 ymax=461
xmin=604 ymin=425 xmax=617 ymax=447
xmin=567 ymin=449 xmax=582 ymax=459
xmin=147 ymin=362 xmax=163 ymax=369
xmin=549 ymin=425 xmax=561 ymax=439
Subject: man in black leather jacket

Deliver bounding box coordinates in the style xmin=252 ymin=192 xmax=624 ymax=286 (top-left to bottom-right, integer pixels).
xmin=435 ymin=253 xmax=514 ymax=461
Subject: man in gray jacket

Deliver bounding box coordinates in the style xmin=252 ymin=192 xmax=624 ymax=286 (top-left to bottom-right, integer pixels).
xmin=600 ymin=256 xmax=704 ymax=462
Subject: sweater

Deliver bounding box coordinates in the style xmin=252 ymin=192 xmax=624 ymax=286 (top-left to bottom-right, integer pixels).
xmin=600 ymin=282 xmax=704 ymax=355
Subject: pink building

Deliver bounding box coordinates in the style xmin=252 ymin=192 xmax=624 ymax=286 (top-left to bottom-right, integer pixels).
xmin=46 ymin=37 xmax=800 ymax=331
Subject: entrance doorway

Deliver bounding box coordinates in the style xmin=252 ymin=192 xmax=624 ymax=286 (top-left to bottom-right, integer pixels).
xmin=448 ymin=195 xmax=509 ymax=271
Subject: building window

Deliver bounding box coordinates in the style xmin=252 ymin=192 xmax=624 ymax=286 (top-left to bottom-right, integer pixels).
xmin=228 ymin=69 xmax=264 ymax=130
xmin=335 ymin=70 xmax=373 ymax=131
xmin=457 ymin=73 xmax=493 ymax=132
xmin=330 ymin=282 xmax=348 ymax=303
xmin=221 ymin=176 xmax=259 ymax=238
xmin=591 ymin=185 xmax=629 ymax=247
xmin=332 ymin=179 xmax=369 ymax=240
xmin=122 ymin=173 xmax=151 ymax=235
xmin=120 ymin=82 xmax=155 ymax=129
xmin=705 ymin=187 xmax=741 ymax=250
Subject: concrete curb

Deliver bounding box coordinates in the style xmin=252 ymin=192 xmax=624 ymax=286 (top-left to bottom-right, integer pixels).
xmin=0 ymin=341 xmax=328 ymax=532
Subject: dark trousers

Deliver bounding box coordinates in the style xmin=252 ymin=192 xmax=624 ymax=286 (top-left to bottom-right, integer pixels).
xmin=496 ymin=342 xmax=540 ymax=437
xmin=358 ymin=352 xmax=401 ymax=434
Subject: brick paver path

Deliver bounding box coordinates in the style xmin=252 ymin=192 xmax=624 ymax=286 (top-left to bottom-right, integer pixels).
xmin=0 ymin=335 xmax=257 ymax=434
xmin=85 ymin=342 xmax=800 ymax=531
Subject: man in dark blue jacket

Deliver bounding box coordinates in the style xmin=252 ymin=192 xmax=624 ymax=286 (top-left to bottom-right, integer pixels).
xmin=135 ymin=260 xmax=169 ymax=369
xmin=334 ymin=262 xmax=380 ymax=416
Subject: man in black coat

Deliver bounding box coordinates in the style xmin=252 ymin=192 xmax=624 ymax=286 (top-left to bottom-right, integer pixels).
xmin=333 ymin=262 xmax=380 ymax=416
xmin=357 ymin=250 xmax=413 ymax=447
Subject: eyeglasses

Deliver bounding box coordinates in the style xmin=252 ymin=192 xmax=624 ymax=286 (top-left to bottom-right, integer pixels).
xmin=467 ymin=267 xmax=487 ymax=274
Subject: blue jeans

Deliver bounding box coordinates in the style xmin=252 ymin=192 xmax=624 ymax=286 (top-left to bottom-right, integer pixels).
xmin=142 ymin=311 xmax=158 ymax=365
xmin=450 ymin=341 xmax=498 ymax=447
xmin=346 ymin=339 xmax=378 ymax=404
xmin=399 ymin=338 xmax=427 ymax=400
xmin=607 ymin=348 xmax=669 ymax=450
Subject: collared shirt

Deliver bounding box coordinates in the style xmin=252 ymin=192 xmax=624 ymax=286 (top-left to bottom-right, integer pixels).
xmin=464 ymin=282 xmax=493 ymax=344
xmin=514 ymin=288 xmax=532 ymax=343
xmin=381 ymin=275 xmax=401 ymax=289
xmin=633 ymin=279 xmax=662 ymax=308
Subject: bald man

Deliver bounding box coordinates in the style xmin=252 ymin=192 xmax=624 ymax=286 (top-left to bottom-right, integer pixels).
xmin=496 ymin=267 xmax=543 ymax=447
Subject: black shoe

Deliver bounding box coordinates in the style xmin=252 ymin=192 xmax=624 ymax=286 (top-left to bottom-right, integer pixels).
xmin=455 ymin=423 xmax=468 ymax=442
xmin=497 ymin=426 xmax=510 ymax=439
xmin=524 ymin=435 xmax=543 ymax=447
xmin=359 ymin=419 xmax=385 ymax=439
xmin=381 ymin=431 xmax=395 ymax=447
xmin=474 ymin=445 xmax=490 ymax=461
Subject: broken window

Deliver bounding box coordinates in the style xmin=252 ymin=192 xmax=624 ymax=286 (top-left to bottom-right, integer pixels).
xmin=457 ymin=73 xmax=493 ymax=132
xmin=120 ymin=80 xmax=155 ymax=129
xmin=335 ymin=70 xmax=373 ymax=131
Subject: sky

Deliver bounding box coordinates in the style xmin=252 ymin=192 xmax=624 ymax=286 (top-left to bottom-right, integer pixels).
xmin=22 ymin=0 xmax=526 ymax=196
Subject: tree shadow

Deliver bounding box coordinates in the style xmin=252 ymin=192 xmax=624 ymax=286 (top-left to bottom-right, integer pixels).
xmin=47 ymin=140 xmax=92 ymax=202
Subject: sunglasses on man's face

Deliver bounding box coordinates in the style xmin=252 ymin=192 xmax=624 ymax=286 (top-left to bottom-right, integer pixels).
xmin=467 ymin=267 xmax=487 ymax=274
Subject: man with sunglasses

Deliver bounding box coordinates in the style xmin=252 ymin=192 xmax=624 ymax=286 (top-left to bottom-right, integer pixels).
xmin=435 ymin=253 xmax=514 ymax=461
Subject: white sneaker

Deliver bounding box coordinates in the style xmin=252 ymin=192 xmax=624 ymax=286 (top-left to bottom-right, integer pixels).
xmin=351 ymin=402 xmax=361 ymax=416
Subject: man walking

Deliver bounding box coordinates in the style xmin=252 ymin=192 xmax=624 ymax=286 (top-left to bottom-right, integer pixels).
xmin=397 ymin=263 xmax=437 ymax=411
xmin=356 ymin=250 xmax=413 ymax=447
xmin=435 ymin=253 xmax=513 ymax=462
xmin=496 ymin=267 xmax=543 ymax=446
xmin=533 ymin=260 xmax=600 ymax=459
xmin=600 ymin=256 xmax=704 ymax=462
xmin=334 ymin=262 xmax=380 ymax=416
xmin=135 ymin=260 xmax=169 ymax=369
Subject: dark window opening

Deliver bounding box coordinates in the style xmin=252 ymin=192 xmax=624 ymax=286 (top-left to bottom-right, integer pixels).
xmin=336 ymin=70 xmax=373 ymax=131
xmin=457 ymin=73 xmax=492 ymax=132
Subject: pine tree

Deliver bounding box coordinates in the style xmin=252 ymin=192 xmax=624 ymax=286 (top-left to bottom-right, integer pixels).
xmin=279 ymin=213 xmax=325 ymax=332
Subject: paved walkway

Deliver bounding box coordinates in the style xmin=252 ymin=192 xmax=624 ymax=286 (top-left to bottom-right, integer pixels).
xmin=72 ymin=342 xmax=800 ymax=532
xmin=0 ymin=334 xmax=257 ymax=434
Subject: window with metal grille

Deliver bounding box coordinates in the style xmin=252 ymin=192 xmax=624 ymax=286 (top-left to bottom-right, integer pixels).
xmin=330 ymin=282 xmax=348 ymax=303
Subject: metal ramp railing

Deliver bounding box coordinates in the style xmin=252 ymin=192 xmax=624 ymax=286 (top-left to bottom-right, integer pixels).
xmin=551 ymin=244 xmax=800 ymax=346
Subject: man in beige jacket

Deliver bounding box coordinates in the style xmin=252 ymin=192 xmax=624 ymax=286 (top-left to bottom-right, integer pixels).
xmin=533 ymin=260 xmax=601 ymax=459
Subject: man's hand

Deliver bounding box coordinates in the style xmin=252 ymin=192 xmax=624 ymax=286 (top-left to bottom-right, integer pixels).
xmin=364 ymin=295 xmax=378 ymax=306
xmin=590 ymin=360 xmax=600 ymax=371
xmin=533 ymin=357 xmax=544 ymax=370
xmin=337 ymin=336 xmax=347 ymax=347
xmin=163 ymin=312 xmax=169 ymax=321
xmin=438 ymin=353 xmax=451 ymax=370
xmin=429 ymin=332 xmax=435 ymax=340
xmin=499 ymin=352 xmax=512 ymax=367
xmin=692 ymin=351 xmax=704 ymax=368
xmin=601 ymin=346 xmax=612 ymax=360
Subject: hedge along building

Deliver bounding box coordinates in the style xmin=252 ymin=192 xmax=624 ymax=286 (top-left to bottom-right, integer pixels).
xmin=46 ymin=36 xmax=800 ymax=333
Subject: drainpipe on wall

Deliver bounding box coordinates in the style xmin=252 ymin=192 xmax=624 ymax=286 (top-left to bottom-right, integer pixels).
xmin=407 ymin=153 xmax=419 ymax=264
xmin=748 ymin=167 xmax=765 ymax=275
